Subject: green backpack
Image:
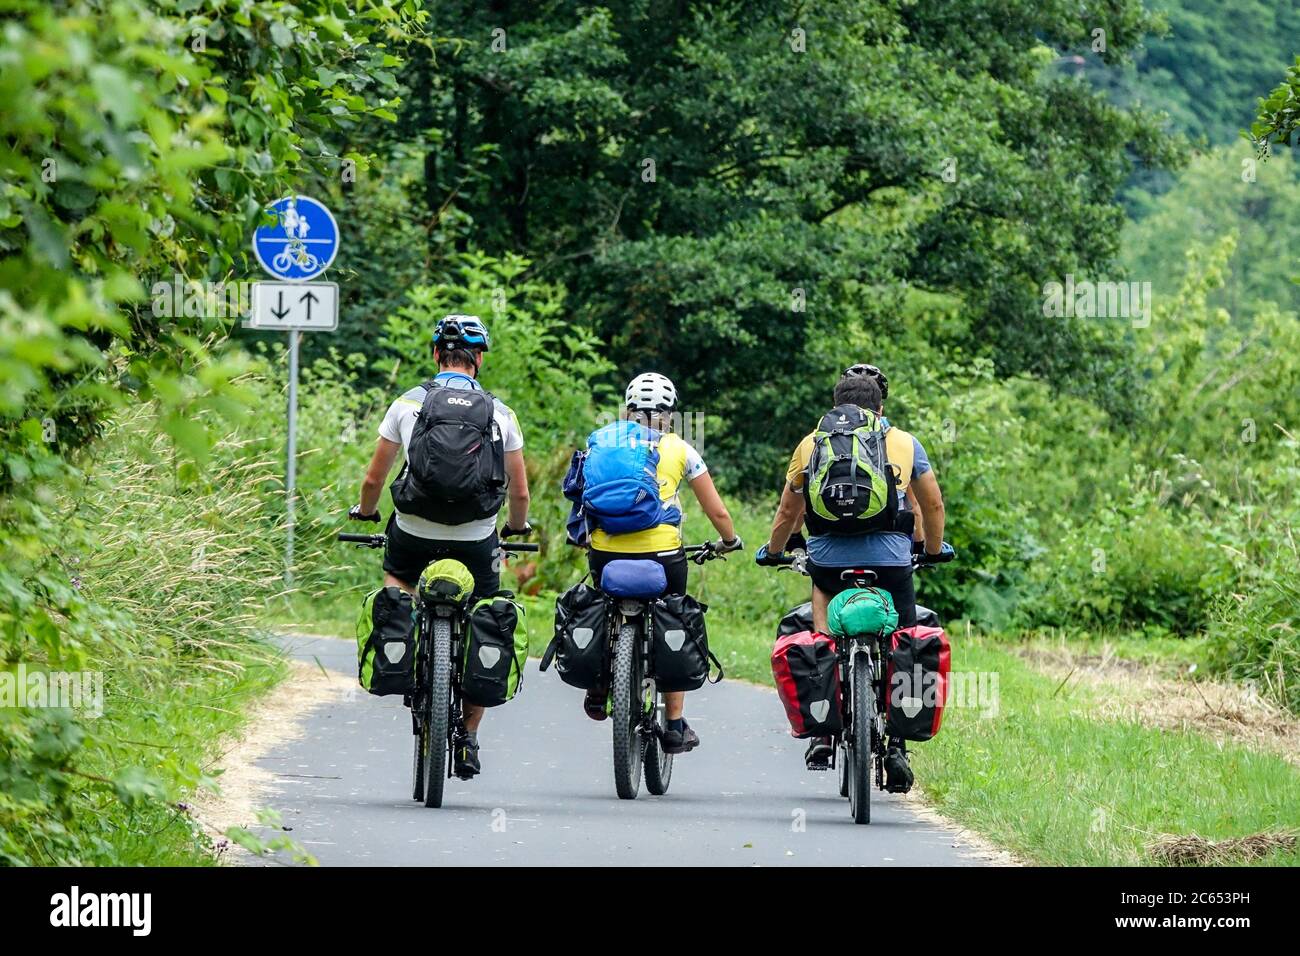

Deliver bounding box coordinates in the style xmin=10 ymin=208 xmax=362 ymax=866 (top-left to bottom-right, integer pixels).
xmin=461 ymin=594 xmax=528 ymax=707
xmin=827 ymin=587 xmax=898 ymax=637
xmin=803 ymin=404 xmax=899 ymax=536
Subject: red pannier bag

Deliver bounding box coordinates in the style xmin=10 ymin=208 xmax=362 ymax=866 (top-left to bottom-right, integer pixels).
xmin=885 ymin=625 xmax=951 ymax=741
xmin=771 ymin=631 xmax=842 ymax=738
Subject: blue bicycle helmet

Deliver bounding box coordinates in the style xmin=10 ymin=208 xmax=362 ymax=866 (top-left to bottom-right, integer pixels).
xmin=432 ymin=314 xmax=491 ymax=351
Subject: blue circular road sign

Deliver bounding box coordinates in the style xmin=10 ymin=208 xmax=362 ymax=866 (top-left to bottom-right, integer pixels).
xmin=252 ymin=195 xmax=340 ymax=281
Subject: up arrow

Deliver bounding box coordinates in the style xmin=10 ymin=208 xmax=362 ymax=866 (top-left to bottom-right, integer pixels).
xmin=271 ymin=290 xmax=290 ymax=320
xmin=299 ymin=288 xmax=319 ymax=322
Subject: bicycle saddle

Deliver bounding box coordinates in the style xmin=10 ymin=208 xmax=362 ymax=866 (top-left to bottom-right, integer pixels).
xmin=599 ymin=560 xmax=668 ymax=600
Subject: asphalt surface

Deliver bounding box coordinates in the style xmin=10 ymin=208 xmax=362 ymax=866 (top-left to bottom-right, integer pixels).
xmin=252 ymin=634 xmax=985 ymax=866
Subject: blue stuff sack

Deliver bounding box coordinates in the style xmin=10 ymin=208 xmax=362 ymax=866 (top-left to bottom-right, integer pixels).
xmin=599 ymin=559 xmax=668 ymax=600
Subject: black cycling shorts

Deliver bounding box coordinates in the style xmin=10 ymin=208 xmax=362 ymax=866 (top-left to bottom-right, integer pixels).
xmin=382 ymin=517 xmax=500 ymax=598
xmin=807 ymin=560 xmax=916 ymax=627
xmin=588 ymin=547 xmax=688 ymax=596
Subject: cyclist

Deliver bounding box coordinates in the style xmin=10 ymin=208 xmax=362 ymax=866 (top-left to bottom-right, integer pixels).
xmin=756 ymin=365 xmax=948 ymax=788
xmin=582 ymin=372 xmax=743 ymax=754
xmin=349 ymin=314 xmax=531 ymax=779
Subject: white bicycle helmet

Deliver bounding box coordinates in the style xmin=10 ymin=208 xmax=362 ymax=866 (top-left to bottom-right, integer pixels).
xmin=625 ymin=372 xmax=678 ymax=412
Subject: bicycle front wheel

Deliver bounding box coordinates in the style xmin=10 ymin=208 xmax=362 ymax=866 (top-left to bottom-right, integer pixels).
xmin=611 ymin=621 xmax=644 ymax=800
xmin=421 ymin=618 xmax=452 ymax=808
xmin=848 ymin=653 xmax=872 ymax=825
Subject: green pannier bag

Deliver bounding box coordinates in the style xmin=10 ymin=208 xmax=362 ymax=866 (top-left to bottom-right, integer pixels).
xmin=827 ymin=587 xmax=898 ymax=638
xmin=356 ymin=586 xmax=418 ymax=696
xmin=461 ymin=594 xmax=527 ymax=707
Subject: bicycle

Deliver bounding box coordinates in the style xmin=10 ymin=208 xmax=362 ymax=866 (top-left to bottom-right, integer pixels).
xmin=338 ymin=527 xmax=539 ymax=809
xmin=764 ymin=544 xmax=951 ymax=824
xmin=592 ymin=542 xmax=727 ymax=800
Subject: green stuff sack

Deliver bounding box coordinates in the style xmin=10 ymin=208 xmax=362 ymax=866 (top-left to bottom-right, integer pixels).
xmin=356 ymin=586 xmax=417 ymax=696
xmin=827 ymin=587 xmax=898 ymax=638
xmin=418 ymin=558 xmax=475 ymax=604
xmin=461 ymin=594 xmax=527 ymax=707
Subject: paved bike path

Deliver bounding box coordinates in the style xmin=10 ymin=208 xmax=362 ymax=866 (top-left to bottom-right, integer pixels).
xmin=251 ymin=634 xmax=988 ymax=866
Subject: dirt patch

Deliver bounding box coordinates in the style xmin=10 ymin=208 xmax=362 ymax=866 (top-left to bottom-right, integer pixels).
xmin=1148 ymin=830 xmax=1298 ymax=866
xmin=188 ymin=658 xmax=352 ymax=863
xmin=1019 ymin=645 xmax=1300 ymax=767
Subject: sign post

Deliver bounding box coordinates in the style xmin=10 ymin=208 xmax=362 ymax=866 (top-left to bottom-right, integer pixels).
xmin=250 ymin=195 xmax=341 ymax=586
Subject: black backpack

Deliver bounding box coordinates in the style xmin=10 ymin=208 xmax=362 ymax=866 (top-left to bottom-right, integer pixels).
xmin=389 ymin=381 xmax=506 ymax=524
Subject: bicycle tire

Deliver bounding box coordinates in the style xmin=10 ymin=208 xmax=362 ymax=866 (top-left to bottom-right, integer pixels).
xmin=644 ymin=691 xmax=674 ymax=795
xmin=611 ymin=621 xmax=644 ymax=800
xmin=848 ymin=653 xmax=872 ymax=825
xmin=422 ymin=618 xmax=452 ymax=808
xmin=411 ymin=716 xmax=425 ymax=802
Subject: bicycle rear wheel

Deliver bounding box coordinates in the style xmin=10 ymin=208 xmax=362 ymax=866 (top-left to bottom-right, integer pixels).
xmin=848 ymin=653 xmax=872 ymax=825
xmin=611 ymin=622 xmax=644 ymax=800
xmin=644 ymin=691 xmax=673 ymax=795
xmin=421 ymin=618 xmax=452 ymax=808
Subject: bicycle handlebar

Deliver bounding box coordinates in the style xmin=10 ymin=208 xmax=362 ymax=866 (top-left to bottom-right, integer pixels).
xmin=336 ymin=532 xmax=540 ymax=553
xmin=338 ymin=533 xmax=385 ymax=548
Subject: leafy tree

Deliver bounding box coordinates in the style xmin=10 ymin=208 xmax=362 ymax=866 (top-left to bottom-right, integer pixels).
xmin=396 ymin=0 xmax=1176 ymax=487
xmin=1085 ymin=0 xmax=1300 ymax=145
xmin=1251 ymin=55 xmax=1300 ymax=149
xmin=1123 ymin=145 xmax=1300 ymax=318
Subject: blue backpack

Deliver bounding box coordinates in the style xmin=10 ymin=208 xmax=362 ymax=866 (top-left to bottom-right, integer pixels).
xmin=571 ymin=421 xmax=675 ymax=537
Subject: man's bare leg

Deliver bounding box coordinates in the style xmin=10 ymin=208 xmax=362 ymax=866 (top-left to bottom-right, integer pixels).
xmin=812 ymin=584 xmax=832 ymax=634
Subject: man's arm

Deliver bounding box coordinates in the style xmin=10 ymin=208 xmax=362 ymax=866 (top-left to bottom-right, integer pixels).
xmin=766 ymin=481 xmax=806 ymax=554
xmin=358 ymin=438 xmax=401 ymax=515
xmin=504 ymin=449 xmax=530 ymax=531
xmin=906 ymin=486 xmax=925 ymax=542
xmin=911 ymin=469 xmax=946 ymax=555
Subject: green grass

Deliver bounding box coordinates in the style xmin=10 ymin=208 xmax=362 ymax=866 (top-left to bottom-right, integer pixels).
xmin=914 ymin=639 xmax=1299 ymax=865
xmin=70 ymin=642 xmax=287 ymax=866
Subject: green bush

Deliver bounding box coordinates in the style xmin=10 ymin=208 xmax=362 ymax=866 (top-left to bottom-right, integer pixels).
xmin=1 ymin=403 xmax=287 ymax=865
xmin=1210 ymin=532 xmax=1300 ymax=712
xmin=1022 ymin=482 xmax=1228 ymax=635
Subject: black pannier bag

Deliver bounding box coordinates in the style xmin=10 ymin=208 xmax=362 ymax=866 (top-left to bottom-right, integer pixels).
xmin=356 ymin=586 xmax=417 ymax=696
xmin=540 ymin=582 xmax=609 ymax=689
xmin=914 ymin=605 xmax=940 ymax=628
xmin=650 ymin=594 xmax=722 ymax=692
xmin=460 ymin=595 xmax=527 ymax=707
xmin=777 ymin=601 xmax=815 ymax=638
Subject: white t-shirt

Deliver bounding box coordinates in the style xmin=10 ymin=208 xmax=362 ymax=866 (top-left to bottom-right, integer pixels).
xmin=379 ymin=372 xmax=524 ymax=541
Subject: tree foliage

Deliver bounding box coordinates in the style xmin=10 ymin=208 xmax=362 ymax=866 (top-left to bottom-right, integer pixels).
xmin=392 ymin=0 xmax=1176 ymax=486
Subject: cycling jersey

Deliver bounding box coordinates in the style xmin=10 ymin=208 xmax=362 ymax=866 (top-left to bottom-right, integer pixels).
xmin=379 ymin=371 xmax=524 ymax=542
xmin=589 ymin=432 xmax=707 ymax=553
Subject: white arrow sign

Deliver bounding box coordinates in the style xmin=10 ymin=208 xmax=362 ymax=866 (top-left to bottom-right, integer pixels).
xmin=249 ymin=281 xmax=339 ymax=331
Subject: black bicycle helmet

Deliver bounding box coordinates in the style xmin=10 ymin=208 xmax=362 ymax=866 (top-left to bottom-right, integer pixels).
xmin=842 ymin=363 xmax=888 ymax=401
